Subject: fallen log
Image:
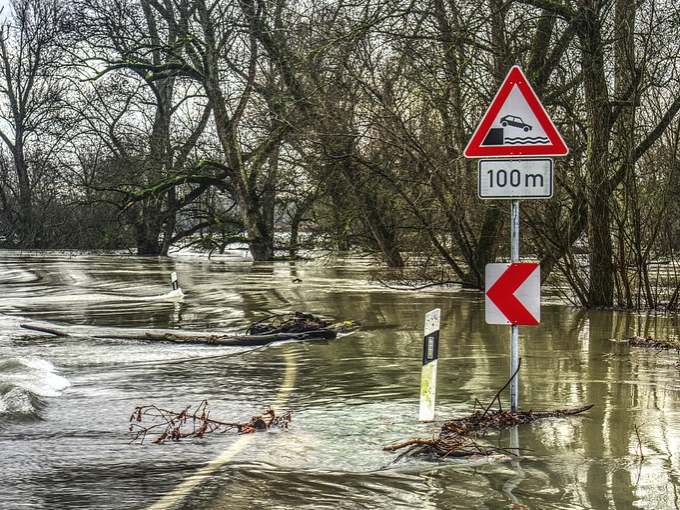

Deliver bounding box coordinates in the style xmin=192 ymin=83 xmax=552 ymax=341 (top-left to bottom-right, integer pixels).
xmin=19 ymin=324 xmax=70 ymax=337
xmin=20 ymin=312 xmax=360 ymax=347
xmin=102 ymin=328 xmax=340 ymax=346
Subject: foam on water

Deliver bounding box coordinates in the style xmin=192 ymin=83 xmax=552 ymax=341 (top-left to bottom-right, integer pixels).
xmin=0 ymin=357 xmax=70 ymax=419
xmin=0 ymin=286 xmax=185 ymax=310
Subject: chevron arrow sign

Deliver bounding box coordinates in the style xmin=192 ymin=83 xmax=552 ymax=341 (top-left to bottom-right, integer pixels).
xmin=485 ymin=263 xmax=540 ymax=325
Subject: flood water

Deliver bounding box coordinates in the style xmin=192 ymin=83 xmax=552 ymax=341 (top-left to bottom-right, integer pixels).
xmin=0 ymin=251 xmax=679 ymax=509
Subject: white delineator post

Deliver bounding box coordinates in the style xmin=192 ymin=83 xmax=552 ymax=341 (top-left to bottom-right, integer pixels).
xmin=168 ymin=271 xmax=184 ymax=298
xmin=419 ymin=308 xmax=441 ymax=422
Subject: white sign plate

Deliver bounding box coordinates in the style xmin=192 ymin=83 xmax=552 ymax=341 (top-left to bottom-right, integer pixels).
xmin=478 ymin=158 xmax=553 ymax=199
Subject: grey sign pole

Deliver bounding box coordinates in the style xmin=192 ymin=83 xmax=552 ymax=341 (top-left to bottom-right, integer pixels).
xmin=510 ymin=200 xmax=520 ymax=412
xmin=465 ymin=65 xmax=568 ymax=414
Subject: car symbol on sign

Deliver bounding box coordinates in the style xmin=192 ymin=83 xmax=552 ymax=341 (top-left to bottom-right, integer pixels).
xmin=500 ymin=115 xmax=532 ymax=132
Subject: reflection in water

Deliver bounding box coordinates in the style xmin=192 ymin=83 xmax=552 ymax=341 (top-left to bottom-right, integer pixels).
xmin=0 ymin=251 xmax=678 ymax=509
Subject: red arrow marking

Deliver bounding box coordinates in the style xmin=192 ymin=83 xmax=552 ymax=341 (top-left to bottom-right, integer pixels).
xmin=486 ymin=263 xmax=539 ymax=325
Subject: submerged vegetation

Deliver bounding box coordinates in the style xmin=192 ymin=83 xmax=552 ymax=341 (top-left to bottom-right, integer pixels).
xmin=0 ymin=0 xmax=680 ymax=310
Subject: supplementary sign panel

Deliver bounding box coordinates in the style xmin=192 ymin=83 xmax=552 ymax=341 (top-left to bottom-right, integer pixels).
xmin=464 ymin=66 xmax=568 ymax=158
xmin=478 ymin=158 xmax=553 ymax=199
xmin=485 ymin=263 xmax=540 ymax=325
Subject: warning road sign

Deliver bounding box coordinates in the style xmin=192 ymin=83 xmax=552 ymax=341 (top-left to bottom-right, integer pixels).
xmin=464 ymin=66 xmax=568 ymax=158
xmin=485 ymin=263 xmax=540 ymax=325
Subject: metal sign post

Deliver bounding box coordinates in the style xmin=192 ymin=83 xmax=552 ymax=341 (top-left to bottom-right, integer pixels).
xmin=465 ymin=65 xmax=568 ymax=414
xmin=510 ymin=200 xmax=520 ymax=411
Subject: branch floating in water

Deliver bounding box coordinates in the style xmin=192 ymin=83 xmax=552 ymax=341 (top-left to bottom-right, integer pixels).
xmin=129 ymin=400 xmax=291 ymax=444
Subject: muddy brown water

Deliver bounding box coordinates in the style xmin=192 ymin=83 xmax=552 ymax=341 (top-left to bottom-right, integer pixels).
xmin=0 ymin=251 xmax=678 ymax=509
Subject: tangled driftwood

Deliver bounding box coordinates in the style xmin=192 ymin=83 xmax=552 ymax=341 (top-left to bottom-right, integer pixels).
xmin=129 ymin=400 xmax=291 ymax=444
xmin=384 ymin=432 xmax=498 ymax=459
xmin=385 ymin=362 xmax=594 ymax=460
xmin=246 ymin=311 xmax=335 ymax=335
xmin=384 ymin=405 xmax=593 ymax=461
xmin=440 ymin=405 xmax=595 ymax=435
xmin=612 ymin=335 xmax=680 ymax=350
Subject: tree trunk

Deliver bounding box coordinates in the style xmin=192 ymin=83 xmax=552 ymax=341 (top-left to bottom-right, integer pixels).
xmin=243 ymin=199 xmax=275 ymax=260
xmin=472 ymin=202 xmax=504 ymax=283
xmin=578 ymin=7 xmax=615 ymax=307
xmin=13 ymin=138 xmax=36 ymax=248
xmin=613 ymin=0 xmax=644 ymax=307
xmin=135 ymin=204 xmax=163 ymax=256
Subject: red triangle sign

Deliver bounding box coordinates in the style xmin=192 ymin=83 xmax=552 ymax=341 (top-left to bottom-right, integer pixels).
xmin=464 ymin=66 xmax=568 ymax=158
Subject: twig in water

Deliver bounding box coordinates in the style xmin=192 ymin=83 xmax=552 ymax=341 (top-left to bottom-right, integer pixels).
xmin=634 ymin=423 xmax=644 ymax=460
xmin=482 ymin=358 xmax=522 ymax=417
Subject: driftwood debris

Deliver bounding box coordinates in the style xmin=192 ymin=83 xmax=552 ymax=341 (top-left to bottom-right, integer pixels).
xmin=383 ymin=405 xmax=593 ymax=461
xmin=441 ymin=405 xmax=595 ymax=435
xmin=21 ymin=311 xmax=359 ymax=347
xmin=384 ymin=432 xmax=499 ymax=459
xmin=613 ymin=335 xmax=680 ymax=350
xmin=246 ymin=311 xmax=335 ymax=335
xmin=19 ymin=324 xmax=71 ymax=337
xmin=385 ymin=363 xmax=594 ymax=460
xmin=129 ymin=400 xmax=291 ymax=444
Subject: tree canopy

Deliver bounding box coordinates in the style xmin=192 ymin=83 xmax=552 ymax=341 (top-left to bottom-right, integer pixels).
xmin=1 ymin=0 xmax=680 ymax=310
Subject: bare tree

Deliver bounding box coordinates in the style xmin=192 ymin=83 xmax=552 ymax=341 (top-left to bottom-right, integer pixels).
xmin=75 ymin=0 xmax=216 ymax=255
xmin=0 ymin=0 xmax=73 ymax=248
xmin=517 ymin=0 xmax=680 ymax=307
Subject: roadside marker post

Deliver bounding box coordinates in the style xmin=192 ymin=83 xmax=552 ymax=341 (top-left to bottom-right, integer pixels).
xmin=465 ymin=65 xmax=568 ymax=412
xmin=168 ymin=272 xmax=184 ymax=299
xmin=419 ymin=308 xmax=441 ymax=422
